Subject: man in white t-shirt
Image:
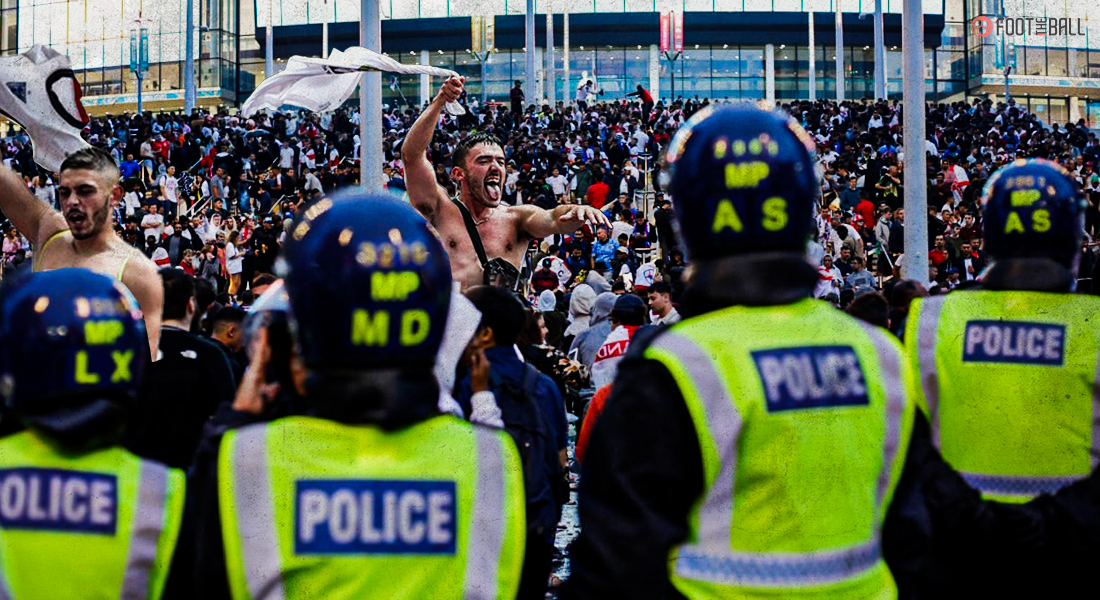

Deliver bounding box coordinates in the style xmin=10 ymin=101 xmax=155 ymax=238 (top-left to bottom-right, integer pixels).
xmin=141 ymin=204 xmax=165 ymax=241
xmin=158 ymin=165 xmax=180 ymax=215
xmin=279 ymin=141 xmax=296 ymax=170
xmin=546 ymin=168 xmax=569 ymax=200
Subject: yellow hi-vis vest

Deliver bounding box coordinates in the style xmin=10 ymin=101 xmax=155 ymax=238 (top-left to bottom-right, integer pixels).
xmin=217 ymin=415 xmax=526 ymax=600
xmin=645 ymin=298 xmax=914 ymax=599
xmin=0 ymin=429 xmax=185 ymax=599
xmin=906 ymin=291 xmax=1100 ymax=503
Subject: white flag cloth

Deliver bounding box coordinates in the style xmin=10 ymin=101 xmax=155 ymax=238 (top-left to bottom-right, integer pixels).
xmin=0 ymin=45 xmax=89 ymax=172
xmin=241 ymin=46 xmax=465 ymax=118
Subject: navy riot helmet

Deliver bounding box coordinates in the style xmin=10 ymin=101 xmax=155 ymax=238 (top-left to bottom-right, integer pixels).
xmin=661 ymin=104 xmax=819 ymax=260
xmin=0 ymin=268 xmax=148 ymax=434
xmin=281 ymin=190 xmax=452 ymax=370
xmin=982 ymin=158 xmax=1086 ymax=267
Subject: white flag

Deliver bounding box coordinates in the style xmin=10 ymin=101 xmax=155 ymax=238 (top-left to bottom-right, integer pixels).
xmin=0 ymin=45 xmax=90 ymax=172
xmin=242 ymin=46 xmax=465 ymax=118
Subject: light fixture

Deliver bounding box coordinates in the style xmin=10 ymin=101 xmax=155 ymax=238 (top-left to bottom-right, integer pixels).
xmin=780 ymin=44 xmax=785 ymax=49
xmin=579 ymin=45 xmax=584 ymax=49
xmin=723 ymin=44 xmax=729 ymax=48
xmin=637 ymin=44 xmax=642 ymax=49
xmin=438 ymin=50 xmax=443 ymax=54
xmin=694 ymin=44 xmax=700 ymax=49
xmin=410 ymin=51 xmax=415 ymax=55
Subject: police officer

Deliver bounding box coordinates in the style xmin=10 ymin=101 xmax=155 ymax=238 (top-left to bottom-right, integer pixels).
xmin=0 ymin=268 xmax=185 ymax=599
xmin=184 ymin=191 xmax=526 ymax=599
xmin=904 ymin=159 xmax=1100 ymax=593
xmin=562 ymin=105 xmax=919 ymax=598
xmin=559 ymin=107 xmax=1100 ymax=600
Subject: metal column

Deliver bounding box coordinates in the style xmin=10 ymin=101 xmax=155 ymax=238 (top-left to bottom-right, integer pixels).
xmin=835 ymin=1 xmax=844 ymax=102
xmin=525 ymin=0 xmax=536 ymax=111
xmin=546 ymin=9 xmax=554 ymax=105
xmin=360 ymin=0 xmax=384 ymax=191
xmin=873 ymin=0 xmax=885 ymax=99
xmin=901 ymin=0 xmax=927 ymax=284
xmin=184 ymin=0 xmax=195 ymax=113
xmin=765 ymin=43 xmax=775 ymax=105
xmin=808 ymin=10 xmax=816 ymax=101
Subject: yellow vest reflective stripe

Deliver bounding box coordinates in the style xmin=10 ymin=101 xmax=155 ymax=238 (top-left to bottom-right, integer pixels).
xmin=221 ymin=418 xmax=522 ymax=600
xmin=908 ymin=293 xmax=1100 ymax=502
xmin=911 ymin=296 xmax=946 ymax=448
xmin=123 ymin=461 xmax=174 ymax=599
xmin=649 ymin=305 xmax=911 ymax=595
xmin=0 ymin=431 xmax=183 ymax=600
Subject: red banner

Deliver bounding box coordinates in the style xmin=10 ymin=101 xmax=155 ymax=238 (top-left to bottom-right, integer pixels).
xmin=660 ymin=12 xmax=671 ymax=53
xmin=673 ymin=11 xmax=683 ymax=53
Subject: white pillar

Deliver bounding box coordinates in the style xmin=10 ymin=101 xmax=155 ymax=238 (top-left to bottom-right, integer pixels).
xmin=901 ymin=0 xmax=927 ymax=285
xmin=184 ymin=0 xmax=195 ymax=113
xmin=835 ymin=1 xmax=844 ymax=102
xmin=525 ymin=0 xmax=536 ymax=110
xmin=265 ymin=0 xmax=274 ymax=85
xmin=564 ymin=13 xmax=570 ymax=106
xmin=360 ymin=0 xmax=384 ymax=192
xmin=873 ymin=0 xmax=885 ymax=99
xmin=1070 ymin=96 xmax=1082 ymax=123
xmin=322 ymin=0 xmax=330 ymax=58
xmin=546 ymin=11 xmax=555 ymax=105
xmin=535 ymin=47 xmax=544 ymax=104
xmin=419 ymin=50 xmax=431 ymax=108
xmin=765 ymin=43 xmax=775 ymax=104
xmin=808 ymin=11 xmax=816 ymax=101
xmin=649 ymin=44 xmax=660 ymax=104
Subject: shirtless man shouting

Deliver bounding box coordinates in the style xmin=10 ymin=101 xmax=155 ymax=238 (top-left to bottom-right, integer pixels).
xmin=0 ymin=147 xmax=163 ymax=357
xmin=403 ymin=76 xmax=610 ymax=290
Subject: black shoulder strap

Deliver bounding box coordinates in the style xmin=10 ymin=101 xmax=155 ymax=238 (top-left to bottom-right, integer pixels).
xmin=452 ymin=198 xmax=489 ymax=269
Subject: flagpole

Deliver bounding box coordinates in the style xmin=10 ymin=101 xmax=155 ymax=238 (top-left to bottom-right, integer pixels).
xmin=185 ymin=0 xmax=196 ymax=114
xmin=361 ymin=0 xmax=384 ymax=191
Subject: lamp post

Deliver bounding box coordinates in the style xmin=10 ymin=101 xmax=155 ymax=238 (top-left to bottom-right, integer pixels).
xmin=129 ymin=20 xmax=149 ymax=114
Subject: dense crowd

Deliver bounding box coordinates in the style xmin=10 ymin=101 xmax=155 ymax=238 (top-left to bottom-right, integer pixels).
xmin=2 ymin=91 xmax=1099 ymax=391
xmin=3 ymin=92 xmax=1100 ymax=420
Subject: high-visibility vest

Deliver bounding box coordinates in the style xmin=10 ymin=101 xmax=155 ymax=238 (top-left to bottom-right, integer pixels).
xmin=645 ymin=298 xmax=914 ymax=599
xmin=218 ymin=415 xmax=526 ymax=600
xmin=906 ymin=291 xmax=1100 ymax=503
xmin=0 ymin=429 xmax=184 ymax=599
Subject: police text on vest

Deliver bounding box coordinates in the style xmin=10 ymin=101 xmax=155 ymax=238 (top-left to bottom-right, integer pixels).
xmin=963 ymin=320 xmax=1065 ymax=366
xmin=0 ymin=468 xmax=117 ymax=535
xmin=752 ymin=345 xmax=871 ymax=412
xmin=295 ymin=480 xmax=457 ymax=554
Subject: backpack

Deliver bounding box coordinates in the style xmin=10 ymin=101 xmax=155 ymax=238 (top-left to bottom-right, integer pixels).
xmin=491 ymin=363 xmax=569 ymax=538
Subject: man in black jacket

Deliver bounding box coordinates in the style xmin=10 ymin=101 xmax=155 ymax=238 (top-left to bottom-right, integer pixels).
xmin=126 ymin=268 xmax=236 ymax=469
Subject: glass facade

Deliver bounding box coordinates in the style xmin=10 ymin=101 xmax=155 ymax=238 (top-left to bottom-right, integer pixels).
xmin=0 ymin=0 xmax=1096 ymax=118
xmin=376 ymin=43 xmax=963 ymax=107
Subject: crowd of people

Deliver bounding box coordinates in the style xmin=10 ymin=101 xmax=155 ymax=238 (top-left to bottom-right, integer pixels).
xmin=2 ymin=81 xmax=1100 ymax=597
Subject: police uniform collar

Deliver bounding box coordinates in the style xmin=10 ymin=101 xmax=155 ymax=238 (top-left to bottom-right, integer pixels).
xmin=980 ymin=258 xmax=1075 ymax=293
xmin=679 ymin=252 xmax=819 ymax=317
xmin=305 ymin=367 xmax=441 ymax=430
xmin=23 ymin=397 xmax=128 ymax=453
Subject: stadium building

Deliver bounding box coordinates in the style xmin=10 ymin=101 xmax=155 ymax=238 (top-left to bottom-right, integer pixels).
xmin=1 ymin=0 xmax=1099 ymax=123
